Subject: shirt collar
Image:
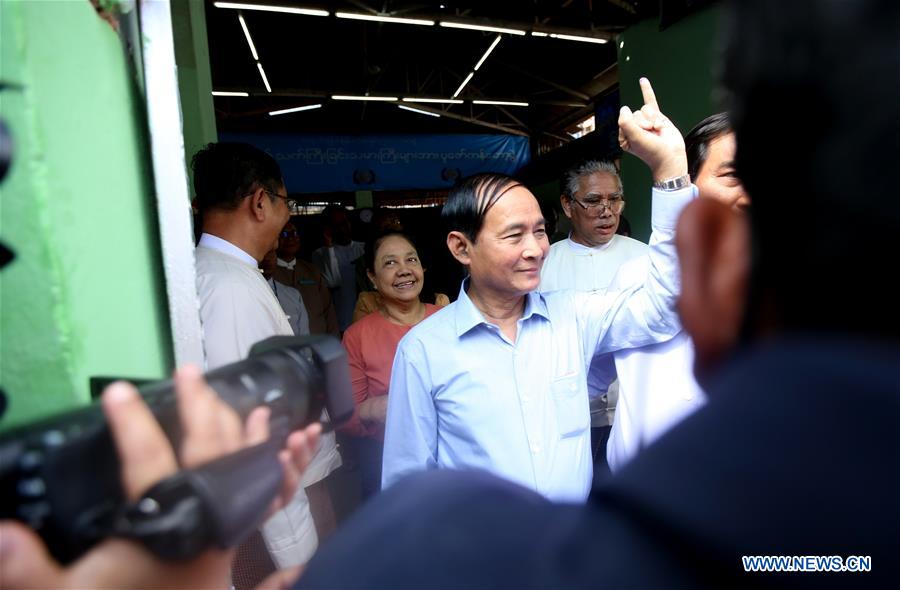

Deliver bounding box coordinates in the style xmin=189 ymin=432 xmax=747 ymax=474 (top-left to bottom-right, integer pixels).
xmin=565 ymin=233 xmax=616 ymax=254
xmin=276 ymin=257 xmax=296 ymax=270
xmin=198 ymin=233 xmax=258 ymax=267
xmin=453 ymin=278 xmax=550 ymax=337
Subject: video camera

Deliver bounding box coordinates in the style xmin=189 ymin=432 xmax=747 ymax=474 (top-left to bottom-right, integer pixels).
xmin=0 ymin=335 xmax=353 ymax=564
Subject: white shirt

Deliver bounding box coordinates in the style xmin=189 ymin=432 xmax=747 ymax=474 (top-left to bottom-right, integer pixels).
xmin=540 ymin=234 xmax=649 ymax=292
xmin=312 ymin=241 xmax=365 ymax=331
xmin=605 ymin=255 xmax=707 ymax=472
xmin=196 ymin=234 xmax=293 ymax=368
xmin=540 ymin=234 xmax=649 ymax=426
xmin=276 ymin=257 xmax=296 ymax=271
xmin=383 ymin=185 xmax=695 ymax=502
xmin=195 ymin=233 xmax=340 ymax=567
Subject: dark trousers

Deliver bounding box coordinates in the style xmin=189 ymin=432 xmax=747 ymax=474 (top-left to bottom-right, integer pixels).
xmin=591 ymin=425 xmax=612 ymax=484
xmin=341 ymin=435 xmax=385 ymax=501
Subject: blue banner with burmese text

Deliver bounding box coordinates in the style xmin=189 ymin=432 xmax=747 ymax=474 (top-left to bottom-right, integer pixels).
xmin=220 ymin=133 xmax=531 ymax=193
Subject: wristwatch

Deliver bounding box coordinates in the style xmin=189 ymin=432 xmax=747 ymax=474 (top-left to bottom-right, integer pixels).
xmin=653 ymin=174 xmax=691 ymax=191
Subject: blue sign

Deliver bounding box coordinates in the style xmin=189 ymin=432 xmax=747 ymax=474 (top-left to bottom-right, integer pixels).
xmin=219 ymin=133 xmax=531 ymax=193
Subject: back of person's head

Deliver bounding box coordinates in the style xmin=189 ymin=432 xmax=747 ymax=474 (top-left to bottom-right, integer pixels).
xmin=685 ymin=112 xmax=732 ymax=180
xmin=562 ymin=160 xmax=622 ymax=199
xmin=372 ymin=208 xmax=403 ymax=233
xmin=721 ymin=0 xmax=900 ymax=339
xmin=321 ymin=204 xmax=352 ymax=244
xmin=321 ymin=204 xmax=347 ymax=226
xmin=442 ymin=173 xmax=522 ymax=242
xmin=191 ymin=142 xmax=282 ymax=214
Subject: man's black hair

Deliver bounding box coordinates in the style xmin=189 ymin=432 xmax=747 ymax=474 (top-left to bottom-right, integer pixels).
xmin=191 ymin=142 xmax=282 ymax=213
xmin=441 ymin=173 xmax=522 ymax=242
xmin=685 ymin=112 xmax=732 ymax=180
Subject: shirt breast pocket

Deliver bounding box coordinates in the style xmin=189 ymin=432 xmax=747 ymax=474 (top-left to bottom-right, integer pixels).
xmin=552 ymin=374 xmax=589 ymax=439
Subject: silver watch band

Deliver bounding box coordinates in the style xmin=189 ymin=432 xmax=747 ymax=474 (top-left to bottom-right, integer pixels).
xmin=652 ymin=174 xmax=691 ymax=191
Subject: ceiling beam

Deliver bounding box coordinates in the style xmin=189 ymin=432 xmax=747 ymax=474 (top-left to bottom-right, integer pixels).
xmin=346 ymin=0 xmax=378 ymax=15
xmin=493 ymin=59 xmax=591 ymax=101
xmin=217 ymin=96 xmax=530 ymax=136
xmin=445 ymin=67 xmax=528 ymax=128
xmin=209 ymin=87 xmax=581 ymax=106
xmin=397 ymin=102 xmax=529 ymax=137
xmin=213 ymin=4 xmax=621 ymax=40
xmin=468 ymin=82 xmax=527 ymax=128
xmin=533 ymin=64 xmax=619 ymax=132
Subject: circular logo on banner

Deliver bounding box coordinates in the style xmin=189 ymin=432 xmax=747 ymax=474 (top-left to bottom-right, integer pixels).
xmin=353 ymin=168 xmax=376 ymax=185
xmin=441 ymin=167 xmax=462 ymax=182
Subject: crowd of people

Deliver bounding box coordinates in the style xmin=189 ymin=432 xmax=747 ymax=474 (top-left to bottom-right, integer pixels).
xmin=0 ymin=0 xmax=897 ymax=587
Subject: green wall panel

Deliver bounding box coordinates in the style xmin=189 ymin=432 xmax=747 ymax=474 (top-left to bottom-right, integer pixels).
xmin=0 ymin=0 xmax=173 ymax=429
xmin=617 ymin=6 xmax=721 ymax=242
xmin=172 ymin=0 xmax=217 ymax=177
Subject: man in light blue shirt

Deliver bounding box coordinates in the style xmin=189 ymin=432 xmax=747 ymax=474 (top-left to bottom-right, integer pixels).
xmin=382 ymin=79 xmax=695 ymax=502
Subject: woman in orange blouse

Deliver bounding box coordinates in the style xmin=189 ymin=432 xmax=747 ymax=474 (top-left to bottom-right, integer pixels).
xmin=340 ymin=231 xmax=445 ymax=498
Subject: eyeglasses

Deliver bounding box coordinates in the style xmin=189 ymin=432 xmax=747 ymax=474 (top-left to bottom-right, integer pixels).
xmin=280 ymin=230 xmax=300 ymax=238
xmin=569 ymin=192 xmax=625 ymax=214
xmin=264 ymin=189 xmax=300 ymax=212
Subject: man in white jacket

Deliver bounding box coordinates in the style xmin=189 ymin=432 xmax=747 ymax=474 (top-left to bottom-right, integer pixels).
xmin=192 ymin=143 xmax=341 ymax=576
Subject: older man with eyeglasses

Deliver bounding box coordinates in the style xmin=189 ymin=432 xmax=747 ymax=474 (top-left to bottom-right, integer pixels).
xmin=541 ymin=161 xmax=648 ymax=292
xmin=539 ymin=160 xmax=650 ymax=474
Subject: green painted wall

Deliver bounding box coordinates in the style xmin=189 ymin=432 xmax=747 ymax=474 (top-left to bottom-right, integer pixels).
xmin=0 ymin=0 xmax=173 ymax=429
xmin=172 ymin=0 xmax=217 ymax=175
xmin=617 ymin=5 xmax=721 ymax=242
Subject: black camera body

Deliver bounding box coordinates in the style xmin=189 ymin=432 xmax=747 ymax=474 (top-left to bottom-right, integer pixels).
xmin=0 ymin=335 xmax=353 ymax=563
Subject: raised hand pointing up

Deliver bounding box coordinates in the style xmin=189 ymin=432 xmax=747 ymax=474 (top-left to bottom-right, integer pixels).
xmin=618 ymin=77 xmax=689 ymax=183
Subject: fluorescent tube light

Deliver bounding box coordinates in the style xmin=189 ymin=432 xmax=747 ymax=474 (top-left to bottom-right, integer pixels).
xmin=452 ymin=72 xmax=474 ymax=98
xmin=212 ymin=91 xmax=250 ymax=97
xmin=256 ymin=62 xmax=272 ymax=92
xmin=532 ymin=30 xmax=609 ymax=44
xmin=238 ymin=14 xmax=259 ymax=60
xmin=335 ymin=12 xmax=434 ymax=26
xmin=473 ymin=99 xmax=529 ymax=107
xmin=398 ymin=105 xmax=440 ymax=118
xmin=440 ymin=21 xmax=525 ymax=36
xmin=401 ymin=97 xmax=464 ymax=104
xmin=474 ymin=35 xmax=502 ymax=71
xmin=214 ymin=2 xmax=329 ymax=17
xmin=549 ymin=33 xmax=608 ymax=44
xmin=269 ymin=104 xmax=322 ymax=116
xmin=332 ymin=95 xmax=398 ymax=101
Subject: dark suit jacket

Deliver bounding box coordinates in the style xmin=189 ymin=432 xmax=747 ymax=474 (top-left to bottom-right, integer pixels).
xmin=298 ymin=335 xmax=900 ymax=588
xmin=273 ymin=260 xmax=339 ymax=337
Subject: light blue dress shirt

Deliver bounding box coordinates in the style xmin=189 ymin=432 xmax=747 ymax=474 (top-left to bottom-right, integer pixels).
xmin=382 ymin=185 xmax=695 ymax=503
